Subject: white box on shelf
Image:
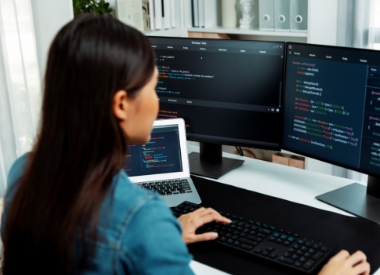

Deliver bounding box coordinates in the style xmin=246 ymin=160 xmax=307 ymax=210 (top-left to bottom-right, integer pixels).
xmin=154 ymin=0 xmax=163 ymax=29
xmin=198 ymin=0 xmax=205 ymax=28
xmin=192 ymin=0 xmax=199 ymax=27
xmin=170 ymin=0 xmax=176 ymax=28
xmin=148 ymin=0 xmax=155 ymax=30
xmin=290 ymin=0 xmax=308 ymax=32
xmin=163 ymin=0 xmax=171 ymax=29
xmin=204 ymin=0 xmax=218 ymax=28
xmin=258 ymin=0 xmax=275 ymax=31
xmin=221 ymin=0 xmax=237 ymax=28
xmin=274 ymin=0 xmax=290 ymax=32
xmin=184 ymin=0 xmax=193 ymax=28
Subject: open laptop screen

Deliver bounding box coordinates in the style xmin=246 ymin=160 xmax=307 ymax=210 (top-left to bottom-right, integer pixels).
xmin=124 ymin=125 xmax=183 ymax=177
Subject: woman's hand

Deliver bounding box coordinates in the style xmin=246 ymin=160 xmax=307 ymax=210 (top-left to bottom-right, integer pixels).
xmin=318 ymin=250 xmax=370 ymax=275
xmin=177 ymin=207 xmax=231 ymax=244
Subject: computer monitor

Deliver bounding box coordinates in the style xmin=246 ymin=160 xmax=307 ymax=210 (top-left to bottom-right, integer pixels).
xmin=282 ymin=42 xmax=380 ymax=223
xmin=149 ymin=37 xmax=285 ymax=178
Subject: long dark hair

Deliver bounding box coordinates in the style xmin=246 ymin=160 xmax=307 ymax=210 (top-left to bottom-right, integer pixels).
xmin=2 ymin=14 xmax=155 ymax=274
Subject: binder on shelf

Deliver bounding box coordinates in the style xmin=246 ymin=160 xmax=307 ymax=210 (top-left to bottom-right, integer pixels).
xmin=142 ymin=0 xmax=150 ymax=31
xmin=198 ymin=0 xmax=205 ymax=28
xmin=184 ymin=0 xmax=193 ymax=28
xmin=115 ymin=0 xmax=144 ymax=31
xmin=192 ymin=0 xmax=199 ymax=27
xmin=163 ymin=0 xmax=171 ymax=29
xmin=204 ymin=0 xmax=218 ymax=28
xmin=148 ymin=0 xmax=155 ymax=30
xmin=290 ymin=0 xmax=308 ymax=32
xmin=258 ymin=0 xmax=275 ymax=31
xmin=274 ymin=0 xmax=290 ymax=32
xmin=221 ymin=0 xmax=237 ymax=28
xmin=170 ymin=0 xmax=177 ymax=28
xmin=154 ymin=0 xmax=163 ymax=29
xmin=174 ymin=0 xmax=183 ymax=29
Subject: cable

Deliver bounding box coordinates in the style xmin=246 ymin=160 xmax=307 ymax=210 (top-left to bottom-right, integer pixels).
xmin=235 ymin=146 xmax=243 ymax=156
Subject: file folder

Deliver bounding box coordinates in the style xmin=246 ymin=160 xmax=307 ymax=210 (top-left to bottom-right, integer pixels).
xmin=290 ymin=0 xmax=308 ymax=32
xmin=274 ymin=0 xmax=290 ymax=31
xmin=259 ymin=0 xmax=275 ymax=31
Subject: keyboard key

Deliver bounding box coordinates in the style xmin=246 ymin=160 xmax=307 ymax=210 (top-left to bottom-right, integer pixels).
xmin=269 ymin=253 xmax=278 ymax=259
xmin=279 ymin=256 xmax=294 ymax=265
xmin=240 ymin=244 xmax=253 ymax=251
xmin=262 ymin=251 xmax=269 ymax=256
xmin=320 ymin=246 xmax=329 ymax=252
xmin=299 ymin=257 xmax=307 ymax=263
xmin=239 ymin=238 xmax=258 ymax=247
xmin=308 ymin=248 xmax=316 ymax=254
xmin=303 ymin=260 xmax=315 ymax=270
xmin=247 ymin=235 xmax=262 ymax=242
xmin=259 ymin=228 xmax=271 ymax=234
xmin=312 ymin=252 xmax=324 ymax=260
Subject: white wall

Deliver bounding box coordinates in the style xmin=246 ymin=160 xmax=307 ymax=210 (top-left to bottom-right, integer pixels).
xmin=31 ymin=0 xmax=73 ymax=81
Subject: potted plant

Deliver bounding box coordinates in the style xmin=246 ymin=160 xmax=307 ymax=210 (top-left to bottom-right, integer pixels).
xmin=73 ymin=0 xmax=113 ymax=16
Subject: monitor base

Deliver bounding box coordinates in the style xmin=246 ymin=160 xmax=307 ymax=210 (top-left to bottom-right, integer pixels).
xmin=316 ymin=183 xmax=380 ymax=224
xmin=189 ymin=152 xmax=244 ymax=179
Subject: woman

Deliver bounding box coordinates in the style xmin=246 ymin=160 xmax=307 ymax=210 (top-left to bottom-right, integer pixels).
xmin=1 ymin=15 xmax=370 ymax=275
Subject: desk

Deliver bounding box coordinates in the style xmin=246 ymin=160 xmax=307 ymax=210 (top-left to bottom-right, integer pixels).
xmin=187 ymin=144 xmax=380 ymax=275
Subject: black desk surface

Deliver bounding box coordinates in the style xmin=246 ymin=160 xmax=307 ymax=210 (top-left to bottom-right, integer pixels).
xmin=188 ymin=176 xmax=380 ymax=275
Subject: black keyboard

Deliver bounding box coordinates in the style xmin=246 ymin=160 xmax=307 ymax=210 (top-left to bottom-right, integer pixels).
xmin=138 ymin=179 xmax=192 ymax=196
xmin=171 ymin=201 xmax=336 ymax=274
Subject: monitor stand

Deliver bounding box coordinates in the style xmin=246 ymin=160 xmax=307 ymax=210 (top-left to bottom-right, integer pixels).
xmin=316 ymin=175 xmax=380 ymax=224
xmin=189 ymin=142 xmax=244 ymax=179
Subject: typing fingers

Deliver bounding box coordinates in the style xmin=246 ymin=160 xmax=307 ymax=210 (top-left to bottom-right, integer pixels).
xmin=178 ymin=207 xmax=231 ymax=244
xmin=347 ymin=250 xmax=366 ymax=266
xmin=196 ymin=207 xmax=232 ymax=224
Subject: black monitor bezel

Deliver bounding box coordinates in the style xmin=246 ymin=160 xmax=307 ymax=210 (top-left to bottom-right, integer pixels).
xmin=281 ymin=41 xmax=380 ymax=179
xmin=149 ymin=36 xmax=286 ymax=151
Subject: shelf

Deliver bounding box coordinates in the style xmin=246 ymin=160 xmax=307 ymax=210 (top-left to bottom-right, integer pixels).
xmin=144 ymin=28 xmax=187 ymax=37
xmin=187 ymin=27 xmax=308 ymax=38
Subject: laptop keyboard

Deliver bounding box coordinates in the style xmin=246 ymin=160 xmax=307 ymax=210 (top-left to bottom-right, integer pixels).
xmin=138 ymin=179 xmax=192 ymax=196
xmin=171 ymin=201 xmax=336 ymax=274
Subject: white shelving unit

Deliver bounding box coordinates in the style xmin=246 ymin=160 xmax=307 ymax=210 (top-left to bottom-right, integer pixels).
xmin=187 ymin=27 xmax=307 ymax=38
xmin=143 ymin=0 xmax=339 ymax=46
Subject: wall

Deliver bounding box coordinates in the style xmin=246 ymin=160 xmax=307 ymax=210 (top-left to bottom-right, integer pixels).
xmin=31 ymin=0 xmax=73 ymax=81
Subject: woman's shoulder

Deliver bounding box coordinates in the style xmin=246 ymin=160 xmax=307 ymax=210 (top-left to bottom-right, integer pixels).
xmin=7 ymin=153 xmax=29 ymax=189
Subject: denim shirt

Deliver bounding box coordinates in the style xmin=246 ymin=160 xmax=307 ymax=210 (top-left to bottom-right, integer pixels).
xmin=2 ymin=154 xmax=194 ymax=275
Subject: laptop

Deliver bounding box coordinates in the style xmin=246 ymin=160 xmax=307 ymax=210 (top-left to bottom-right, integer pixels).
xmin=124 ymin=118 xmax=202 ymax=207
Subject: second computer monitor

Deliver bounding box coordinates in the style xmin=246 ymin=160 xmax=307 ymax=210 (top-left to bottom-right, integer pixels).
xmin=282 ymin=42 xmax=380 ymax=222
xmin=149 ymin=37 xmax=285 ymax=178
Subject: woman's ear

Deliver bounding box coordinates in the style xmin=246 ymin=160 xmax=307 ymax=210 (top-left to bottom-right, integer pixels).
xmin=112 ymin=90 xmax=129 ymax=121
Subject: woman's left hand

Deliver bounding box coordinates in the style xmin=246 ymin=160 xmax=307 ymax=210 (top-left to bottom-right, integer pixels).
xmin=177 ymin=207 xmax=231 ymax=244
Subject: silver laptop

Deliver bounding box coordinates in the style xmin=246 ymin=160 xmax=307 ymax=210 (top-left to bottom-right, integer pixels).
xmin=124 ymin=118 xmax=202 ymax=207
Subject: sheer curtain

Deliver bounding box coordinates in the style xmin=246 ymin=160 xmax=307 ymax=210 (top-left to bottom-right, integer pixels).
xmin=0 ymin=0 xmax=41 ymax=197
xmin=0 ymin=0 xmax=73 ymax=197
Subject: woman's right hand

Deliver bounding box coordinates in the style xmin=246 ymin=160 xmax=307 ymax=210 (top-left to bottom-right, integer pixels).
xmin=318 ymin=250 xmax=370 ymax=275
